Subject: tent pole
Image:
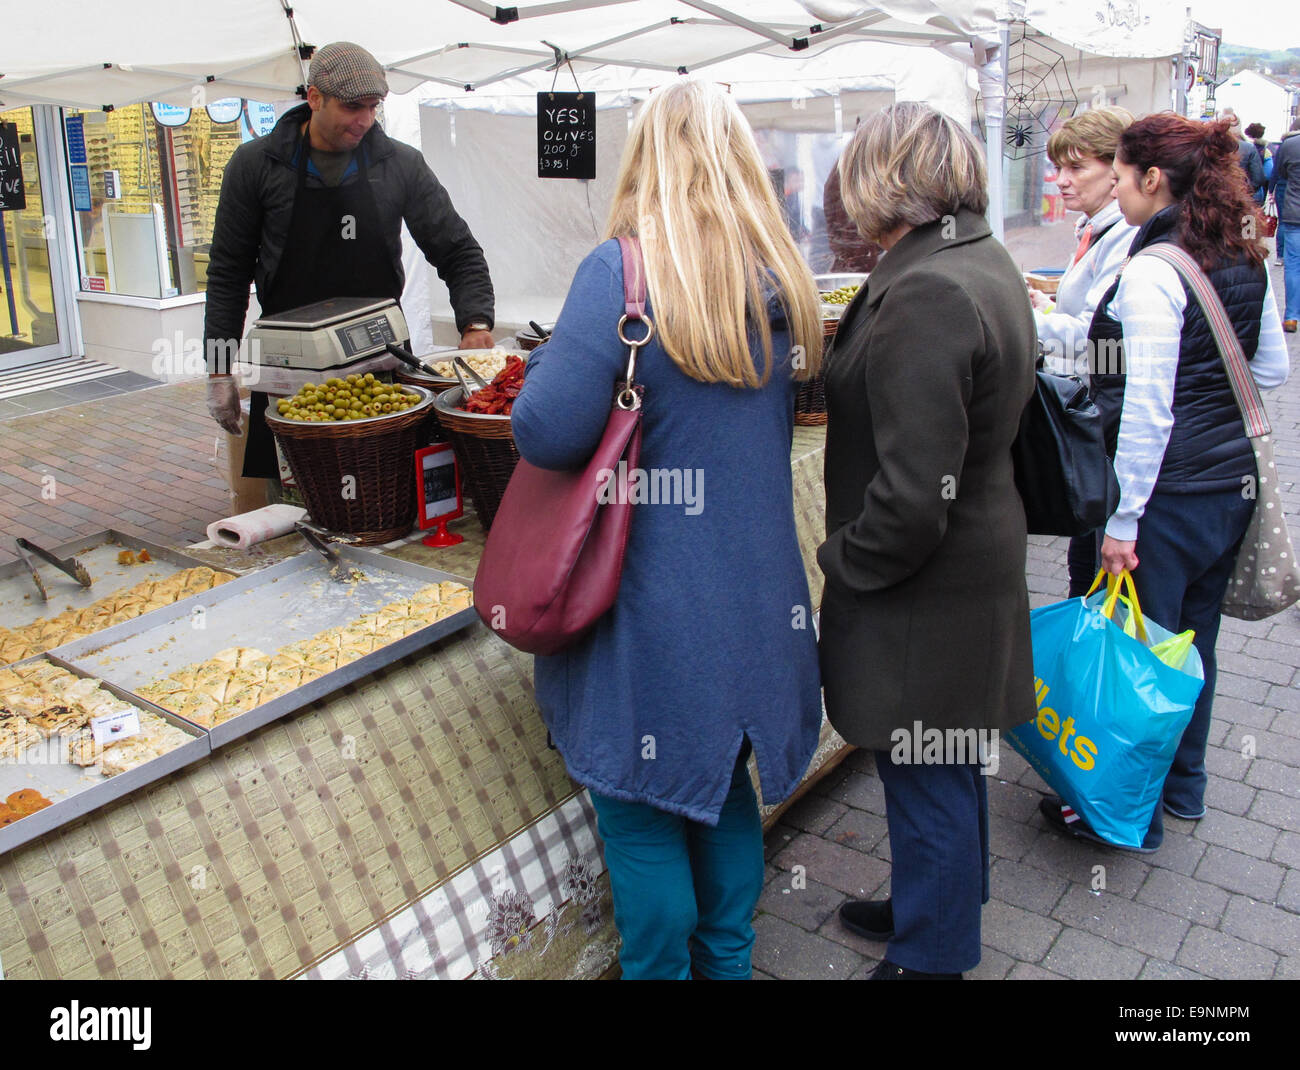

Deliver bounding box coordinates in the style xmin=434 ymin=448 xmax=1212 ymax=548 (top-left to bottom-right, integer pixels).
xmin=978 ymin=26 xmax=1008 ymax=243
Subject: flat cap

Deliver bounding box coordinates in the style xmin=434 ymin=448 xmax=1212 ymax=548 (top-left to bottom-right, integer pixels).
xmin=308 ymin=41 xmax=388 ymax=101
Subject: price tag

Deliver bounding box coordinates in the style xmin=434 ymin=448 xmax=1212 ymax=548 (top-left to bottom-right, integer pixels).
xmin=91 ymin=708 xmax=142 ymax=747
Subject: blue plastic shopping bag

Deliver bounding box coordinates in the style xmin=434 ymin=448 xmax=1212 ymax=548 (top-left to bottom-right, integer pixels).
xmin=1008 ymin=571 xmax=1205 ymax=848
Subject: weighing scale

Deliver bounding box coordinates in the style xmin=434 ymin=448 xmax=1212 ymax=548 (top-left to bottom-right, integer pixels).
xmin=247 ymin=297 xmax=409 ymax=371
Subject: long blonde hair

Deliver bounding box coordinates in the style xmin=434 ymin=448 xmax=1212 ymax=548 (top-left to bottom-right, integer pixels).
xmin=605 ymin=80 xmax=822 ymax=386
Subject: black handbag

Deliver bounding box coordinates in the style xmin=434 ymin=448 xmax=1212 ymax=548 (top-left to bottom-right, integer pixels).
xmin=1012 ymin=356 xmax=1120 ymax=537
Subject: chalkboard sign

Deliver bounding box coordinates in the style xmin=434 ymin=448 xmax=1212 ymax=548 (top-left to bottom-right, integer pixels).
xmin=537 ymin=92 xmax=596 ymax=180
xmin=0 ymin=124 xmax=26 ymax=212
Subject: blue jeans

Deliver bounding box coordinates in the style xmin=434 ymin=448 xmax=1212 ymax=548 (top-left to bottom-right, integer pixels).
xmin=589 ymin=744 xmax=764 ymax=979
xmin=875 ymin=754 xmax=989 ymax=974
xmin=1128 ymin=487 xmax=1254 ymax=848
xmin=1282 ymin=221 xmax=1300 ymax=322
xmin=1274 ymin=183 xmax=1286 ymax=258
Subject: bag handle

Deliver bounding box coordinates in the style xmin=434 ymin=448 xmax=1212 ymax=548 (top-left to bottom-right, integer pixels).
xmin=1132 ymin=244 xmax=1270 ymax=438
xmin=615 ymin=235 xmax=655 ymax=412
xmin=1085 ymin=568 xmax=1150 ymax=644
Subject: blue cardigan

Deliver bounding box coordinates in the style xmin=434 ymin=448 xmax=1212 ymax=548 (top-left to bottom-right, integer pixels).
xmin=510 ymin=239 xmax=823 ymax=824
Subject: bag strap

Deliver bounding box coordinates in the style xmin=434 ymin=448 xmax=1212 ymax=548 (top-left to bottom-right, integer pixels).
xmin=618 ymin=235 xmax=646 ymax=320
xmin=1133 ymin=244 xmax=1271 ymax=438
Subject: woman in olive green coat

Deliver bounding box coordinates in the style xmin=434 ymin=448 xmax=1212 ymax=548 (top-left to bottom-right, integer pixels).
xmin=818 ymin=103 xmax=1038 ymax=978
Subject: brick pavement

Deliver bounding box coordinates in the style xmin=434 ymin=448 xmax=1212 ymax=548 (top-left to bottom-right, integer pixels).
xmin=0 ymin=242 xmax=1295 ymax=980
xmin=755 ymin=256 xmax=1300 ymax=980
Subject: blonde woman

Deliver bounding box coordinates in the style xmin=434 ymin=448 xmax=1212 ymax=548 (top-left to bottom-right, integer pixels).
xmin=819 ymin=103 xmax=1037 ymax=978
xmin=509 ymin=80 xmax=825 ymax=980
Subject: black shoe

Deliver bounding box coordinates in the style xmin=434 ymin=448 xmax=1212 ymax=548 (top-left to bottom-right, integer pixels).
xmin=1162 ymin=800 xmax=1206 ymax=820
xmin=1038 ymin=795 xmax=1158 ymax=854
xmin=839 ymin=898 xmax=894 ymax=941
xmin=869 ymin=959 xmax=961 ymax=980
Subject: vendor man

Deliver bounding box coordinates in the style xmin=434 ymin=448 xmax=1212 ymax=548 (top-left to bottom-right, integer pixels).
xmin=204 ymin=41 xmax=495 ymax=477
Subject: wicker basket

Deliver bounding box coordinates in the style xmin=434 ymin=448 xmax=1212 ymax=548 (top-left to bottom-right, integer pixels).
xmin=394 ymin=369 xmax=456 ymax=444
xmin=794 ymin=319 xmax=840 ymax=427
xmin=266 ymin=386 xmax=435 ymax=545
xmin=433 ymin=386 xmax=520 ymax=531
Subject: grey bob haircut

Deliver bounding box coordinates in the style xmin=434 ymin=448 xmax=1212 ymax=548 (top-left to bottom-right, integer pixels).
xmin=838 ymin=101 xmax=989 ymax=243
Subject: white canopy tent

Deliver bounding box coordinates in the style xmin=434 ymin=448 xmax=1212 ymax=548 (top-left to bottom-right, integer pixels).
xmin=0 ymin=1 xmax=1194 ymax=346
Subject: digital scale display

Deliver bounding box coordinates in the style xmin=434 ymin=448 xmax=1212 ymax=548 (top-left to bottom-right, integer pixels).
xmin=337 ymin=316 xmax=397 ymax=358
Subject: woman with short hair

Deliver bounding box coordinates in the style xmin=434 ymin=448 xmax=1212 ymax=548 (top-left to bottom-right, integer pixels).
xmin=1039 ymin=112 xmax=1289 ymax=853
xmin=819 ymin=102 xmax=1037 ymax=978
xmin=510 ymin=80 xmax=825 ymax=980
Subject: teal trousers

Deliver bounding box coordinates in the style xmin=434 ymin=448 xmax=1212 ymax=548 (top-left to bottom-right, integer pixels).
xmin=589 ymin=745 xmax=764 ymax=980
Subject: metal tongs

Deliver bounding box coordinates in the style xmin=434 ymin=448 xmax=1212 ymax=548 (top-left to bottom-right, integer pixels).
xmin=385 ymin=342 xmax=442 ymax=378
xmin=294 ymin=520 xmax=364 ymax=584
xmin=452 ymin=355 xmax=489 ymax=398
xmin=14 ymin=537 xmax=93 ymax=601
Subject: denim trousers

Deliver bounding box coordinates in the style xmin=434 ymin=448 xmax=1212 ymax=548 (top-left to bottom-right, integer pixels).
xmin=1128 ymin=487 xmax=1255 ymax=848
xmin=874 ymin=754 xmax=990 ymax=974
xmin=589 ymin=744 xmax=764 ymax=979
xmin=1281 ymin=221 xmax=1300 ymax=322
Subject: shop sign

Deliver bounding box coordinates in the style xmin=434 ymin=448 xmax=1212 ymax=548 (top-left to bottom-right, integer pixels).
xmin=103 ymin=169 xmax=121 ymax=199
xmin=242 ymin=101 xmax=278 ymax=143
xmin=0 ymin=123 xmax=26 ymax=211
xmin=151 ymin=102 xmax=192 ymax=127
xmin=206 ymin=98 xmax=243 ymax=124
xmin=537 ymin=92 xmax=596 ymax=180
xmin=66 ymin=114 xmax=88 ymax=164
xmin=70 ymin=164 xmax=92 ymax=211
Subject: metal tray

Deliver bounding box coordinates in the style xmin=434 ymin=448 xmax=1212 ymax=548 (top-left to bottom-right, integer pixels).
xmin=0 ymin=530 xmax=229 ymax=631
xmin=0 ymin=655 xmax=211 ymax=856
xmin=52 ymin=548 xmax=479 ymax=748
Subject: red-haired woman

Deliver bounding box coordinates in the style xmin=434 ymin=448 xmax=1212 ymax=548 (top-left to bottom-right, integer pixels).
xmin=1040 ymin=113 xmax=1290 ymax=853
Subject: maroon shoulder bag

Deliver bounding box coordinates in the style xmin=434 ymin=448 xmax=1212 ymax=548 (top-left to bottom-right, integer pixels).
xmin=472 ymin=236 xmax=653 ymax=655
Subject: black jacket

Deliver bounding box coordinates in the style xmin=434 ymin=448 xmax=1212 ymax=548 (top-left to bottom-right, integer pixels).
xmin=1276 ymin=132 xmax=1300 ymax=224
xmin=203 ymin=103 xmax=494 ymax=351
xmin=1088 ymin=205 xmax=1265 ymax=492
xmin=1237 ymin=139 xmax=1265 ymax=198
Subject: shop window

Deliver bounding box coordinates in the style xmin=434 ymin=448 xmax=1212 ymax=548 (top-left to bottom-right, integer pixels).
xmin=64 ymin=101 xmax=266 ymax=298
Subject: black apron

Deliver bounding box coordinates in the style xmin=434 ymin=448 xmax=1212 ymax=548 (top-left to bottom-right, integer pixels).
xmin=243 ymin=126 xmax=404 ymax=478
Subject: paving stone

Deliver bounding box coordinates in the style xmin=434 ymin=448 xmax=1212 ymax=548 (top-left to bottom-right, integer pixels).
xmin=1248 ymin=789 xmax=1300 ymax=831
xmin=986 ymin=778 xmax=1044 ymax=823
xmin=1174 ymin=925 xmax=1278 ymax=979
xmin=1279 ymin=869 xmax=1300 ymax=914
xmin=750 ymin=913 xmax=863 ymax=981
xmin=1041 ymin=928 xmax=1146 ymax=979
xmin=1021 ymin=824 xmax=1114 ymax=881
xmin=996 ymin=746 xmax=1032 ymax=784
xmin=990 ymin=816 xmax=1041 ymax=862
xmin=1138 ymin=959 xmax=1207 ymax=980
xmin=1192 ymin=811 xmax=1279 ymax=860
xmin=756 ymin=874 xmax=844 ymax=933
xmin=1207 ymin=696 xmax=1277 ymax=730
xmin=1086 ymin=854 xmax=1152 ymax=899
xmin=770 ymin=833 xmax=891 ymax=899
xmin=1273 ymin=831 xmax=1300 ymax=869
xmin=1244 ymin=757 xmax=1300 ymax=795
xmin=763 ymin=824 xmax=799 ymax=863
xmin=840 ymin=748 xmax=875 ymax=775
xmin=966 ymin=947 xmax=1014 ymax=980
xmin=1217 ymin=652 xmax=1296 ymax=688
xmin=816 ymin=907 xmax=892 ymax=958
xmin=1214 ymin=672 xmax=1272 ymax=704
xmin=1006 ymin=962 xmax=1068 ymax=980
xmin=1242 ymin=636 xmax=1300 ymax=666
xmin=1050 ymin=884 xmax=1189 ymax=960
xmin=980 ymin=898 xmax=1061 ymax=961
xmin=989 ymin=858 xmax=1069 ymax=914
xmin=848 ymin=957 xmax=885 ymax=980
xmin=1203 ymin=776 xmax=1257 ymax=817
xmin=752 ymin=969 xmax=776 ymax=980
xmin=779 ymin=793 xmax=849 ymax=836
xmin=1194 ymin=846 xmax=1285 ymax=900
xmin=1275 ymin=956 xmax=1300 ymax=980
xmin=1264 ymin=684 xmax=1300 ymax=719
xmin=1235 ymin=725 xmax=1300 ymax=766
xmin=1135 ymin=868 xmax=1230 ymax=928
xmin=822 ymin=809 xmax=889 ymax=855
xmin=820 ymin=770 xmax=887 ymax=815
xmin=1205 ymin=719 xmax=1231 ymax=747
xmin=1221 ymin=896 xmax=1300 ymax=952
xmin=1204 ymin=744 xmax=1253 ymax=781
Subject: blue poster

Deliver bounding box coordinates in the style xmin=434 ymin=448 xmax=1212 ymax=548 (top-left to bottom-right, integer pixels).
xmin=70 ymin=165 xmax=92 ymax=211
xmin=206 ymin=98 xmax=242 ymax=124
xmin=66 ymin=115 xmax=87 ymax=164
xmin=241 ymin=101 xmax=277 ymax=143
xmin=150 ymin=102 xmax=191 ymax=127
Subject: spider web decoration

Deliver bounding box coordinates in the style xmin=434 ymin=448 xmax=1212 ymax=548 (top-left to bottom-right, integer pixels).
xmin=976 ymin=25 xmax=1078 ymax=161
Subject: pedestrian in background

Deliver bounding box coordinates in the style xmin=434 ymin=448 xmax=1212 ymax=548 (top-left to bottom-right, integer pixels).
xmin=1274 ymin=117 xmax=1300 ymax=331
xmin=818 ymin=102 xmax=1037 ymax=979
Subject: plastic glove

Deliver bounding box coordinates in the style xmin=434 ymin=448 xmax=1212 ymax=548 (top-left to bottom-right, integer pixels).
xmin=207 ymin=376 xmax=243 ymax=436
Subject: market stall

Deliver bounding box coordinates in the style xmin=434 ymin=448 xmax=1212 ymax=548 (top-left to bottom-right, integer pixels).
xmin=0 ymin=420 xmax=837 ymax=980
